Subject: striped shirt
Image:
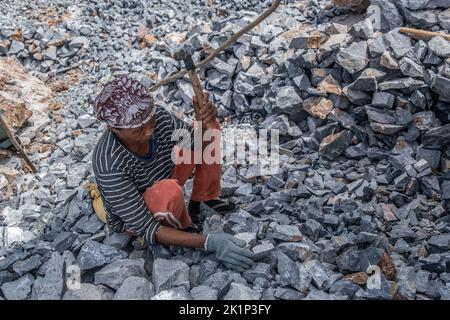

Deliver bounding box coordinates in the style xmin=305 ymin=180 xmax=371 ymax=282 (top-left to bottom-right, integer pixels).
xmin=92 ymin=107 xmax=194 ymax=245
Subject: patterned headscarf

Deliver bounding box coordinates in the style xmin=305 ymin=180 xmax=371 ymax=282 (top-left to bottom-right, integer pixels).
xmin=93 ymin=76 xmax=155 ymax=129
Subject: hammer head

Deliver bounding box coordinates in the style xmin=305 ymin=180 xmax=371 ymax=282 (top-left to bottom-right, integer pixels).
xmin=173 ymin=45 xmax=196 ymax=70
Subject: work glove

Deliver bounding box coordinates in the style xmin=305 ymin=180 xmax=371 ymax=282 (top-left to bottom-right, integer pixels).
xmin=205 ymin=233 xmax=254 ymax=272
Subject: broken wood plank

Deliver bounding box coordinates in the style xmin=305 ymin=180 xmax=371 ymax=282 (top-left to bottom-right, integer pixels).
xmin=0 ymin=110 xmax=37 ymax=173
xmin=399 ymin=27 xmax=450 ymax=41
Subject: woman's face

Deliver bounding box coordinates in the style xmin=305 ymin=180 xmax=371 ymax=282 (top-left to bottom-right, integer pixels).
xmin=110 ymin=116 xmax=156 ymax=146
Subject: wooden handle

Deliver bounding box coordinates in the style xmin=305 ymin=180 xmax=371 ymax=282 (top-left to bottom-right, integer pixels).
xmin=150 ymin=0 xmax=282 ymax=92
xmin=187 ymin=69 xmax=214 ymax=130
xmin=0 ymin=111 xmax=37 ymax=173
xmin=399 ymin=27 xmax=450 ymax=41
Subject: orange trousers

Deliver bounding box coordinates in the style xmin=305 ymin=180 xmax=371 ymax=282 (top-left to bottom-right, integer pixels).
xmin=142 ymin=120 xmax=221 ymax=229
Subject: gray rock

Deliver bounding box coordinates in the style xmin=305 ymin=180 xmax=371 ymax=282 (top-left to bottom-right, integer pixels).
xmin=378 ymin=78 xmax=424 ymax=92
xmin=293 ymin=75 xmax=312 ymax=91
xmin=428 ymin=234 xmax=450 ymax=251
xmin=95 ymin=258 xmax=146 ymax=290
xmin=368 ymin=36 xmax=388 ymax=57
xmin=329 ymin=279 xmax=361 ymax=298
xmin=422 ymin=124 xmax=450 ymax=149
xmin=275 ymin=86 xmax=302 ymax=113
xmin=396 ymin=267 xmax=417 ymax=300
xmin=304 ymin=289 xmax=347 ymax=300
xmin=233 ymin=72 xmax=254 ymax=95
xmin=12 ymin=255 xmax=42 ymax=276
xmin=299 ymin=219 xmax=326 ymax=242
xmin=424 ymin=51 xmax=443 ymax=65
xmin=83 ymin=214 xmax=104 ymax=234
xmin=419 ymin=175 xmax=441 ymax=199
xmin=359 ymin=247 xmax=385 ymax=272
xmin=354 ymin=276 xmax=394 ymax=300
xmin=366 ymin=107 xmax=396 ymax=124
xmin=223 ymin=282 xmax=261 ymax=300
xmin=177 ymin=82 xmax=194 ymax=106
xmin=252 ymin=242 xmax=275 ymax=260
xmin=369 ymin=2 xmax=403 ymax=32
xmin=63 ymin=283 xmax=113 ymax=300
xmin=397 ymin=0 xmax=450 ymax=10
xmin=336 ymin=247 xmax=360 ymax=273
xmin=319 ymin=130 xmax=353 ymax=160
xmin=370 ymin=122 xmax=404 ymax=135
xmin=77 ymin=240 xmax=126 ymax=271
xmin=242 ymin=263 xmax=272 ymax=283
xmin=336 ymin=41 xmax=369 ymax=74
xmin=151 ymin=286 xmax=192 ymax=300
xmin=53 ymin=232 xmax=78 ymax=253
xmin=347 ymin=75 xmax=378 ymax=92
xmin=304 ymin=260 xmax=333 ymax=290
xmin=113 ymin=276 xmax=154 ymax=300
xmin=267 ymin=176 xmax=286 ymax=190
xmin=152 ymin=258 xmax=190 ymax=293
xmin=31 ymin=252 xmax=64 ymax=300
xmin=390 ymin=224 xmax=417 ymax=240
xmin=208 ymin=69 xmax=232 ymax=90
xmin=291 ymin=50 xmax=317 ymax=68
xmin=1 ymin=274 xmax=34 ymax=300
xmin=399 ymin=57 xmax=424 ymax=78
xmin=349 ymin=18 xmax=373 ymax=40
xmin=103 ymin=232 xmax=131 ymax=249
xmin=438 ymin=9 xmax=450 ymax=30
xmin=202 ymin=272 xmax=233 ymax=297
xmin=210 ymin=57 xmax=236 ymax=78
xmin=277 ymin=252 xmax=307 ymax=292
xmin=428 ymin=36 xmax=450 ymax=58
xmin=273 ymin=286 xmax=305 ymax=300
xmin=431 ymin=75 xmax=450 ymax=100
xmin=402 ymin=9 xmax=438 ymax=29
xmin=190 ymin=285 xmax=218 ymax=300
xmin=383 ymin=29 xmax=412 ymax=59
xmin=442 ymin=180 xmax=450 ymax=200
xmin=380 ymin=51 xmax=399 ymax=69
xmin=78 ymin=114 xmax=97 ymax=129
xmin=371 ymin=92 xmax=395 ymax=109
xmin=395 ymin=107 xmax=414 ymax=126
xmin=272 ymin=224 xmax=303 ymax=242
xmin=415 ymin=270 xmax=431 ymax=293
xmin=44 ymin=46 xmax=57 ymax=61
xmin=0 ymin=251 xmax=27 ymax=270
xmin=196 ymin=260 xmax=219 ymax=285
xmin=69 ymin=36 xmax=89 ymax=49
xmin=8 ymin=40 xmax=24 ymax=55
xmin=277 ymin=242 xmax=319 ymax=261
xmin=416 ymin=147 xmax=441 ymax=169
xmin=414 ymin=41 xmax=429 ymax=60
xmin=235 ymin=183 xmax=253 ymax=196
xmin=0 ymin=271 xmax=18 ymax=286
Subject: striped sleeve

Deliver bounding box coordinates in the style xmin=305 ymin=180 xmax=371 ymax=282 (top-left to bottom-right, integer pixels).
xmin=95 ymin=170 xmax=161 ymax=245
xmin=169 ymin=113 xmax=196 ymax=150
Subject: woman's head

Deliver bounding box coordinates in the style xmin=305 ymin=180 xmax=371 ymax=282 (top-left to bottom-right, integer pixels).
xmin=94 ymin=75 xmax=157 ymax=145
xmin=94 ymin=76 xmax=155 ymax=129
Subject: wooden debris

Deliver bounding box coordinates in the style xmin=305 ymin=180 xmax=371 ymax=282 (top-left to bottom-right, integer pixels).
xmin=0 ymin=111 xmax=37 ymax=173
xmin=399 ymin=27 xmax=450 ymax=41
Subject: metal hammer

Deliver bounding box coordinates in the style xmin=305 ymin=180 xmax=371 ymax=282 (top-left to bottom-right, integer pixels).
xmin=173 ymin=45 xmax=214 ymax=129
